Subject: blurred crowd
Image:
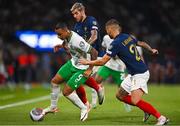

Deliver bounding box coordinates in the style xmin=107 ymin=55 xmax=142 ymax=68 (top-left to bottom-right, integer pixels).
xmin=0 ymin=0 xmax=180 ymax=88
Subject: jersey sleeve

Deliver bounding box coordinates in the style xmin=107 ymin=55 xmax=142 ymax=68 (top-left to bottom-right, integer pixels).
xmin=130 ymin=35 xmax=138 ymax=44
xmin=89 ymin=17 xmax=98 ymax=31
xmin=106 ymin=40 xmax=120 ymax=57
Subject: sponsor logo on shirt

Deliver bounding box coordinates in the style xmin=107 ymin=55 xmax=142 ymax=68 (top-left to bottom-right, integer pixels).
xmin=79 ymin=41 xmax=85 ymax=48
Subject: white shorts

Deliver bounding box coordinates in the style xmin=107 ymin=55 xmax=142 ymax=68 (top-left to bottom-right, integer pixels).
xmin=121 ymin=71 xmax=150 ymax=94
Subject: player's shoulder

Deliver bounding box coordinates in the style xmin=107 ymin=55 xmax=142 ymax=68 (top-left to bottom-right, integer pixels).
xmin=103 ymin=35 xmax=113 ymax=42
xmin=120 ymin=33 xmax=131 ymax=38
xmin=103 ymin=35 xmax=110 ymax=39
xmin=87 ymin=16 xmax=97 ymax=21
xmin=86 ymin=16 xmax=98 ymax=25
xmin=71 ymin=31 xmax=83 ymax=40
xmin=115 ymin=33 xmax=132 ymax=42
xmin=114 ymin=33 xmax=127 ymax=41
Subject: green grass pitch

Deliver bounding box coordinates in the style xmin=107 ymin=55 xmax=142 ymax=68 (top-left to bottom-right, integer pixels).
xmin=0 ymin=84 xmax=180 ymax=125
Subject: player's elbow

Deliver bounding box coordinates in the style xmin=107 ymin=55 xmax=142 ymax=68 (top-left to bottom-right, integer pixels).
xmin=137 ymin=41 xmax=145 ymax=47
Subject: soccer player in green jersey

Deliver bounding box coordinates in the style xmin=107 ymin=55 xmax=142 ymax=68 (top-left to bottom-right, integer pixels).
xmin=43 ymin=21 xmax=102 ymax=121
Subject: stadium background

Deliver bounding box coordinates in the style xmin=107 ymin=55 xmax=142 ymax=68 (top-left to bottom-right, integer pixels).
xmin=0 ymin=0 xmax=180 ymax=125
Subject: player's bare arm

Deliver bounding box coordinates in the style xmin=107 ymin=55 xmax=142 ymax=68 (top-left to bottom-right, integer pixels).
xmin=54 ymin=44 xmax=63 ymax=52
xmin=88 ymin=30 xmax=98 ymax=44
xmin=53 ymin=41 xmax=69 ymax=53
xmin=83 ymin=47 xmax=98 ymax=78
xmin=79 ymin=54 xmax=111 ymax=66
xmin=137 ymin=41 xmax=159 ymax=55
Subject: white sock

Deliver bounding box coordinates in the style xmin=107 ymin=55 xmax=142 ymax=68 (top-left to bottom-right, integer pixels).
xmin=91 ymin=88 xmax=97 ymax=105
xmin=50 ymin=83 xmax=60 ymax=108
xmin=66 ymin=91 xmax=87 ymax=110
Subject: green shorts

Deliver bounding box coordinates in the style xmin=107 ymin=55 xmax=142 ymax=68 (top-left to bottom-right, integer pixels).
xmin=97 ymin=66 xmax=125 ymax=85
xmin=57 ymin=60 xmax=87 ymax=90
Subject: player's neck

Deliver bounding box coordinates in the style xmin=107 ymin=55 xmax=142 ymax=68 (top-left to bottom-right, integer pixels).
xmin=66 ymin=30 xmax=72 ymax=42
xmin=112 ymin=31 xmax=120 ymax=39
xmin=81 ymin=15 xmax=87 ymax=22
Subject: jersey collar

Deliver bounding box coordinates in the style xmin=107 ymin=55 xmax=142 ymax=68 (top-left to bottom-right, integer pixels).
xmin=114 ymin=33 xmax=121 ymax=39
xmin=66 ymin=31 xmax=73 ymax=43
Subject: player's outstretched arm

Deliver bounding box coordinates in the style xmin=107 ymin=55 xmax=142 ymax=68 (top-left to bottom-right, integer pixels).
xmin=79 ymin=54 xmax=111 ymax=66
xmin=137 ymin=41 xmax=159 ymax=55
xmin=53 ymin=44 xmax=63 ymax=53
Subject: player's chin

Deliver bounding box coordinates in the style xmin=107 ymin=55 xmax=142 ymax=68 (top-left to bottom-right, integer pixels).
xmin=76 ymin=19 xmax=81 ymax=22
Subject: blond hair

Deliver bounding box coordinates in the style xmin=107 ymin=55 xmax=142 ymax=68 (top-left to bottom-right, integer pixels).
xmin=70 ymin=2 xmax=85 ymax=12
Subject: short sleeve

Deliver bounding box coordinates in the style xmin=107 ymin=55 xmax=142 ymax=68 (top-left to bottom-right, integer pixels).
xmin=89 ymin=17 xmax=98 ymax=31
xmin=130 ymin=35 xmax=138 ymax=44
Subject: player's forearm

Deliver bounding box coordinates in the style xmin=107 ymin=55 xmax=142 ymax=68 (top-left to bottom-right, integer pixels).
xmin=89 ymin=54 xmax=110 ymax=66
xmin=137 ymin=41 xmax=153 ymax=53
xmin=88 ymin=30 xmax=97 ymax=44
xmin=88 ymin=48 xmax=98 ymax=69
xmin=88 ymin=59 xmax=106 ymax=66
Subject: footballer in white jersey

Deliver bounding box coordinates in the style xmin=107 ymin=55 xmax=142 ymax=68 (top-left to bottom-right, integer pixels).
xmin=91 ymin=35 xmax=131 ymax=112
xmin=43 ymin=22 xmax=99 ymax=121
xmin=102 ymin=35 xmax=126 ymax=72
xmin=66 ymin=31 xmax=92 ymax=70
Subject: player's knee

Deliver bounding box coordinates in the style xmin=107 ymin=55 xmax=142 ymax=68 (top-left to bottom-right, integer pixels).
xmin=51 ymin=76 xmax=60 ymax=85
xmin=95 ymin=76 xmax=102 ymax=84
xmin=62 ymin=89 xmax=68 ymax=96
xmin=116 ymin=92 xmax=123 ymax=101
xmin=131 ymin=98 xmax=139 ymax=105
xmin=51 ymin=78 xmax=56 ymax=84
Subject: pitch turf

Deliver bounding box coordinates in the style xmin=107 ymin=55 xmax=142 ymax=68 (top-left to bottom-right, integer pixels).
xmin=0 ymin=83 xmax=180 ymax=125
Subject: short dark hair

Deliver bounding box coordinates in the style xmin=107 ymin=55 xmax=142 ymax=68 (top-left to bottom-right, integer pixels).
xmin=55 ymin=21 xmax=68 ymax=30
xmin=105 ymin=19 xmax=120 ymax=27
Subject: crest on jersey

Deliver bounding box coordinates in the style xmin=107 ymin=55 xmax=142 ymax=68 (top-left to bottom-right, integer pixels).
xmin=84 ymin=27 xmax=87 ymax=31
xmin=79 ymin=41 xmax=85 ymax=48
xmin=93 ymin=21 xmax=97 ymax=25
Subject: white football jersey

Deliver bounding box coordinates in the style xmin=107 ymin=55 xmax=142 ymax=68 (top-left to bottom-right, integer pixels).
xmin=102 ymin=35 xmax=126 ymax=71
xmin=66 ymin=31 xmax=91 ymax=70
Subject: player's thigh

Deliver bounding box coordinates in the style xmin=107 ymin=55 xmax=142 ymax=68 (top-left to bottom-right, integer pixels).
xmin=120 ymin=74 xmax=132 ymax=94
xmin=131 ymin=71 xmax=150 ymax=94
xmin=116 ymin=86 xmax=129 ymax=100
xmin=63 ymin=83 xmax=75 ymax=96
xmin=57 ymin=61 xmax=73 ymax=81
xmin=51 ymin=73 xmax=64 ymax=84
xmin=96 ymin=66 xmax=110 ymax=83
xmin=111 ymin=70 xmax=125 ymax=85
xmin=67 ymin=70 xmax=87 ymax=90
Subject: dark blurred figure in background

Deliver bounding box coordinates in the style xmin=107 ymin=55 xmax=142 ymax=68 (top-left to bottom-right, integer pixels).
xmin=148 ymin=58 xmax=165 ymax=84
xmin=17 ymin=48 xmax=31 ymax=91
xmin=0 ymin=47 xmax=7 ymax=86
xmin=2 ymin=47 xmax=15 ymax=90
xmin=164 ymin=61 xmax=176 ymax=84
xmin=27 ymin=50 xmax=38 ymax=85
